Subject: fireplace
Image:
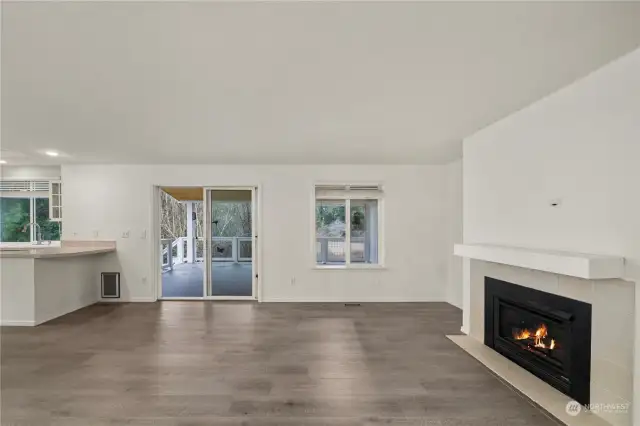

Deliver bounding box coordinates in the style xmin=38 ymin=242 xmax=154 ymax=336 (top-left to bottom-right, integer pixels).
xmin=484 ymin=277 xmax=592 ymax=405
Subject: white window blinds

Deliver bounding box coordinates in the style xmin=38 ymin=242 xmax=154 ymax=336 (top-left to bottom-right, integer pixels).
xmin=315 ymin=184 xmax=382 ymax=199
xmin=0 ymin=180 xmax=50 ymax=193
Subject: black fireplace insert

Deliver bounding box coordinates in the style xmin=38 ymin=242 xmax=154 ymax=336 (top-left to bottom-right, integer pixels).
xmin=484 ymin=277 xmax=592 ymax=405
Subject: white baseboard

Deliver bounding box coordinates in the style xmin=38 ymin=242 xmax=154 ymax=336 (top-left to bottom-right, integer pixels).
xmin=0 ymin=320 xmax=37 ymax=326
xmin=99 ymin=297 xmax=156 ymax=303
xmin=261 ymin=298 xmax=448 ymax=303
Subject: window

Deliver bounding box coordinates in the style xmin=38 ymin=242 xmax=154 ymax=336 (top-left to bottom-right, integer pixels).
xmin=49 ymin=181 xmax=62 ymax=221
xmin=0 ymin=198 xmax=30 ymax=243
xmin=0 ymin=196 xmax=61 ymax=244
xmin=315 ymin=184 xmax=382 ymax=267
xmin=36 ymin=198 xmax=61 ymax=241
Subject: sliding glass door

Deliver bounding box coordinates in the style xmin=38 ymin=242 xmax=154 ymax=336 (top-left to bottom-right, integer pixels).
xmin=204 ymin=188 xmax=256 ymax=299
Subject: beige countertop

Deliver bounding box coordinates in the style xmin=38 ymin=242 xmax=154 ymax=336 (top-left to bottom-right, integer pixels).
xmin=0 ymin=241 xmax=116 ymax=259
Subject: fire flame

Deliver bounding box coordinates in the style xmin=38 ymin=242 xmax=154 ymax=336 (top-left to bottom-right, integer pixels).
xmin=513 ymin=329 xmax=531 ymax=340
xmin=534 ymin=323 xmax=547 ymax=348
xmin=513 ymin=324 xmax=556 ymax=350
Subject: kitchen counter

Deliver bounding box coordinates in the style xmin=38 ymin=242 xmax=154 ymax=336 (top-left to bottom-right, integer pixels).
xmin=0 ymin=242 xmax=116 ymax=258
xmin=0 ymin=241 xmax=117 ymax=326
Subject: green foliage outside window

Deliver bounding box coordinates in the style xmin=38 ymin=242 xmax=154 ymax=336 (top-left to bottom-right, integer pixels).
xmin=0 ymin=198 xmax=30 ymax=242
xmin=0 ymin=197 xmax=60 ymax=243
xmin=36 ymin=198 xmax=61 ymax=241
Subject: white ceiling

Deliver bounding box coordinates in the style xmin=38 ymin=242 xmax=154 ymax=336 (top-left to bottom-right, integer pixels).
xmin=2 ymin=2 xmax=640 ymax=165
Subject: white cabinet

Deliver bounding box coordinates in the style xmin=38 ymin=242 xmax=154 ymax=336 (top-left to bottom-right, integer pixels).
xmin=49 ymin=180 xmax=62 ymax=221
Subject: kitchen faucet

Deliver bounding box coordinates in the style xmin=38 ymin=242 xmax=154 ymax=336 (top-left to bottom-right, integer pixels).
xmin=22 ymin=222 xmax=44 ymax=245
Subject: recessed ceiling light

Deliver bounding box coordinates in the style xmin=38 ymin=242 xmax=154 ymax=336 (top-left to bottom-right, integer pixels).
xmin=45 ymin=151 xmax=59 ymax=157
xmin=0 ymin=160 xmax=6 ymax=164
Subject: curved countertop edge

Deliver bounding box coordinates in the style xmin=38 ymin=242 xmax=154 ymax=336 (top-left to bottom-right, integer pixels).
xmin=0 ymin=243 xmax=116 ymax=259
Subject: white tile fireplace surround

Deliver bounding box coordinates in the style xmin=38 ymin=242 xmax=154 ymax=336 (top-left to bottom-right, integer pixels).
xmin=453 ymin=246 xmax=633 ymax=426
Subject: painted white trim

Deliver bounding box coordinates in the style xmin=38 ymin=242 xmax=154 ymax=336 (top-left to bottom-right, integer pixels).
xmin=263 ymin=298 xmax=447 ymax=303
xmin=378 ymin=197 xmax=386 ymax=267
xmin=0 ymin=191 xmax=49 ymax=198
xmin=99 ymin=297 xmax=156 ymax=303
xmin=152 ymin=185 xmax=161 ymax=301
xmin=203 ymin=187 xmax=210 ymax=299
xmin=0 ymin=320 xmax=37 ymax=326
xmin=345 ymin=198 xmax=351 ymax=265
xmin=48 ymin=180 xmax=62 ymax=222
xmin=313 ymin=264 xmax=387 ymax=270
xmin=251 ymin=186 xmax=258 ymax=301
xmin=454 ymin=243 xmax=625 ymax=280
xmin=204 ymin=185 xmax=260 ymax=300
xmin=0 ymin=177 xmax=61 ymax=181
xmin=256 ymin=184 xmax=263 ymax=302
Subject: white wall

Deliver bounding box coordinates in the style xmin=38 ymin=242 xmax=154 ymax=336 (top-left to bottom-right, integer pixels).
xmin=463 ymin=48 xmax=639 ymax=423
xmin=463 ymin=48 xmax=640 ymax=283
xmin=0 ymin=258 xmax=35 ymax=326
xmin=0 ymin=165 xmax=61 ymax=180
xmin=34 ymin=257 xmax=99 ymax=325
xmin=61 ymin=164 xmax=455 ymax=303
xmin=445 ymin=159 xmax=463 ymax=308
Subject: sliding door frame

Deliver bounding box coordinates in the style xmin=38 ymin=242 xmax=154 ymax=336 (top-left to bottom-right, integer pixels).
xmin=154 ymin=186 xmax=206 ymax=301
xmin=203 ymin=186 xmax=260 ymax=301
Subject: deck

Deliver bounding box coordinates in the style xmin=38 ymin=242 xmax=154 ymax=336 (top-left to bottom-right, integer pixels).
xmin=161 ymin=262 xmax=252 ymax=297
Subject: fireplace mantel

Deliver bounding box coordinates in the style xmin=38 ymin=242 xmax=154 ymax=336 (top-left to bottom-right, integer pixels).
xmin=454 ymin=244 xmax=624 ymax=280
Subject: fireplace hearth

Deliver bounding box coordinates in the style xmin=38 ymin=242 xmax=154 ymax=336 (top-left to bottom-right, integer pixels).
xmin=484 ymin=277 xmax=592 ymax=405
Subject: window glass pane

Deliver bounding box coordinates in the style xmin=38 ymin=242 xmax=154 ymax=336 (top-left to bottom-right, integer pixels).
xmin=315 ymin=200 xmax=346 ymax=265
xmin=0 ymin=198 xmax=31 ymax=242
xmin=350 ymin=200 xmax=378 ymax=264
xmin=36 ymin=198 xmax=61 ymax=241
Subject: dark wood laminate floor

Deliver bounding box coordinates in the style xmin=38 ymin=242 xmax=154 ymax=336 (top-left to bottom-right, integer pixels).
xmin=1 ymin=302 xmax=560 ymax=426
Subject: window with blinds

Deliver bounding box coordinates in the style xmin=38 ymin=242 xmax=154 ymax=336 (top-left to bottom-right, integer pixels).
xmin=314 ymin=184 xmax=382 ymax=267
xmin=0 ymin=179 xmax=62 ymax=243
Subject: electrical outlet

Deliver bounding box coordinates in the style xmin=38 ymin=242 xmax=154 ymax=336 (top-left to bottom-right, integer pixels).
xmin=92 ymin=230 xmax=99 ymax=238
xmin=290 ymin=277 xmax=296 ymax=286
xmin=122 ymin=230 xmax=130 ymax=238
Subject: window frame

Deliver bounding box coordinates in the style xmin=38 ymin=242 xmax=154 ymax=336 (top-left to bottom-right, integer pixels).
xmin=312 ymin=184 xmax=384 ymax=270
xmin=0 ymin=192 xmax=61 ymax=246
xmin=49 ymin=180 xmax=63 ymax=222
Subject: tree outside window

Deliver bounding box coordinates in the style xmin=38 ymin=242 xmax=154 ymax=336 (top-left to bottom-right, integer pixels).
xmin=0 ymin=197 xmax=60 ymax=243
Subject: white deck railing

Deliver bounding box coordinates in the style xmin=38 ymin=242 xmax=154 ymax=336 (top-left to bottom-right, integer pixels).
xmin=316 ymin=236 xmax=365 ymax=264
xmin=163 ymin=236 xmax=367 ymax=270
xmin=161 ymin=236 xmax=252 ymax=271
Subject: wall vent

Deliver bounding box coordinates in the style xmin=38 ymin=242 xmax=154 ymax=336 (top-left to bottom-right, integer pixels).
xmin=101 ymin=272 xmax=120 ymax=298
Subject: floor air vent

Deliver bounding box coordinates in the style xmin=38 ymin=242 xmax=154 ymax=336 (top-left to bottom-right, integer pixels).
xmin=101 ymin=272 xmax=120 ymax=298
xmin=344 ymin=303 xmax=361 ymax=307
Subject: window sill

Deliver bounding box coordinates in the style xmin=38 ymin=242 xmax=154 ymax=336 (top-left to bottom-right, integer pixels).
xmin=313 ymin=264 xmax=387 ymax=271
